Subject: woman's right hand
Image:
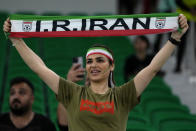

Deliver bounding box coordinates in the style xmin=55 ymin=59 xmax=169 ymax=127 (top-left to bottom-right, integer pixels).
xmin=3 ymin=18 xmax=11 ymax=33
xmin=3 ymin=17 xmax=22 ymax=42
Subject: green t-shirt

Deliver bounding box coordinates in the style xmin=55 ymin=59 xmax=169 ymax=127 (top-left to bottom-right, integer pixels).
xmin=57 ymin=77 xmax=139 ymax=131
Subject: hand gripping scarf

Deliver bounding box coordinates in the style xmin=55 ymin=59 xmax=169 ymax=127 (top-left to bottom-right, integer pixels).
xmin=8 ymin=13 xmax=180 ymax=38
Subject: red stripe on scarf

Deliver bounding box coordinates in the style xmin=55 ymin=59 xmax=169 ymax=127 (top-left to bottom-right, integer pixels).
xmin=10 ymin=29 xmax=173 ymax=38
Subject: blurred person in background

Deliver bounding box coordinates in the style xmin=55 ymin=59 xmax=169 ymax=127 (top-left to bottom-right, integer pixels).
xmin=118 ymin=0 xmax=158 ymax=15
xmin=57 ymin=63 xmax=85 ymax=131
xmin=153 ymin=0 xmax=177 ymax=54
xmin=142 ymin=0 xmax=159 ymax=13
xmin=3 ymin=14 xmax=188 ymax=131
xmin=174 ymin=0 xmax=196 ymax=73
xmin=118 ymin=0 xmax=139 ymax=14
xmin=124 ymin=35 xmax=165 ymax=82
xmin=0 ymin=77 xmax=56 ymax=131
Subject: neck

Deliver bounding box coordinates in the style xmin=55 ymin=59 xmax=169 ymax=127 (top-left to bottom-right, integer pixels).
xmin=10 ymin=109 xmax=34 ymax=128
xmin=90 ymin=79 xmax=109 ymax=94
xmin=136 ymin=51 xmax=146 ymax=60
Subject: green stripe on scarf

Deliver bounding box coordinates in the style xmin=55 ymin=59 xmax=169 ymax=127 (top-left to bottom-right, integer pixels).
xmin=10 ymin=13 xmax=179 ymax=21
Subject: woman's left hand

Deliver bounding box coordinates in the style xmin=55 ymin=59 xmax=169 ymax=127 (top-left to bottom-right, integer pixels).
xmin=171 ymin=14 xmax=189 ymax=41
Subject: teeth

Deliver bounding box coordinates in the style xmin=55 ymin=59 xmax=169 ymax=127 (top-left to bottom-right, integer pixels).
xmin=91 ymin=70 xmax=100 ymax=73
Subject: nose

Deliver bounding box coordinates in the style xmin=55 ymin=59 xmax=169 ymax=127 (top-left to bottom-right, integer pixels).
xmin=91 ymin=61 xmax=97 ymax=67
xmin=11 ymin=92 xmax=20 ymax=100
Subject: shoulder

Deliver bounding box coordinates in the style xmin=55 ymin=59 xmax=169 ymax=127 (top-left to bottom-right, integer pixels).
xmin=33 ymin=113 xmax=54 ymax=125
xmin=34 ymin=113 xmax=52 ymax=122
xmin=59 ymin=77 xmax=81 ymax=89
xmin=33 ymin=113 xmax=56 ymax=130
xmin=58 ymin=77 xmax=83 ymax=95
xmin=116 ymin=79 xmax=135 ymax=91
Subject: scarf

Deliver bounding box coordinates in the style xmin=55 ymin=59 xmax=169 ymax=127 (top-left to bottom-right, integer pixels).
xmin=9 ymin=13 xmax=180 ymax=38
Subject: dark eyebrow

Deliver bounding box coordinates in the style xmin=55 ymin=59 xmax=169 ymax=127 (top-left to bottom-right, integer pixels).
xmin=96 ymin=57 xmax=105 ymax=60
xmin=87 ymin=58 xmax=92 ymax=61
xmin=19 ymin=88 xmax=26 ymax=91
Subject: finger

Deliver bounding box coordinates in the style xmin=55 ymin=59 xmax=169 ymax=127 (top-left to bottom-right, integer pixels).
xmin=6 ymin=17 xmax=10 ymax=21
xmin=179 ymin=20 xmax=186 ymax=26
xmin=3 ymin=25 xmax=10 ymax=32
xmin=179 ymin=17 xmax=187 ymax=24
xmin=178 ymin=15 xmax=188 ymax=29
xmin=179 ymin=14 xmax=185 ymax=19
xmin=178 ymin=14 xmax=186 ymax=23
xmin=180 ymin=20 xmax=188 ymax=27
xmin=4 ymin=21 xmax=10 ymax=26
xmin=179 ymin=19 xmax=186 ymax=24
xmin=77 ymin=72 xmax=85 ymax=76
xmin=76 ymin=70 xmax=85 ymax=75
xmin=180 ymin=15 xmax=187 ymax=22
xmin=180 ymin=22 xmax=187 ymax=28
xmin=72 ymin=64 xmax=81 ymax=70
xmin=4 ymin=21 xmax=11 ymax=29
xmin=181 ymin=23 xmax=187 ymax=29
xmin=76 ymin=68 xmax=85 ymax=72
xmin=4 ymin=22 xmax=10 ymax=27
xmin=7 ymin=17 xmax=11 ymax=24
xmin=3 ymin=27 xmax=9 ymax=32
xmin=69 ymin=64 xmax=79 ymax=71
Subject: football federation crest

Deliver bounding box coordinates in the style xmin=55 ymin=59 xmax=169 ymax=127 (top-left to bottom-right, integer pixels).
xmin=155 ymin=17 xmax=166 ymax=29
xmin=22 ymin=21 xmax=32 ymax=32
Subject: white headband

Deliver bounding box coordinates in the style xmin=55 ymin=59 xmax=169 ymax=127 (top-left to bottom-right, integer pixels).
xmin=86 ymin=48 xmax=113 ymax=62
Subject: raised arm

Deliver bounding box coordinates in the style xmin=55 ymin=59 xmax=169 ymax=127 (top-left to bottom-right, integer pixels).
xmin=134 ymin=14 xmax=189 ymax=97
xmin=3 ymin=18 xmax=59 ymax=94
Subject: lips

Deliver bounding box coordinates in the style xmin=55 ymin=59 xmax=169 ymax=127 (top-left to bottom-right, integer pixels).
xmin=90 ymin=69 xmax=101 ymax=75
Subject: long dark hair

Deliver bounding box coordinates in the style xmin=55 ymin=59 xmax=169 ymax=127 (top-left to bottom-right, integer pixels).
xmin=89 ymin=44 xmax=115 ymax=88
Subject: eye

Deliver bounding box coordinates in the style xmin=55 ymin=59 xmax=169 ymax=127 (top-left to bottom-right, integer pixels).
xmin=10 ymin=90 xmax=15 ymax=96
xmin=86 ymin=59 xmax=92 ymax=64
xmin=19 ymin=89 xmax=26 ymax=96
xmin=97 ymin=59 xmax=104 ymax=63
xmin=96 ymin=57 xmax=105 ymax=63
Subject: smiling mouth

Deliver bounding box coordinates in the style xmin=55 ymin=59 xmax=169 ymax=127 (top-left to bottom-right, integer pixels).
xmin=91 ymin=70 xmax=101 ymax=75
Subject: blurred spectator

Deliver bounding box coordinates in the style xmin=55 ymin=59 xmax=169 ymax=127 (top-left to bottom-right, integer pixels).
xmin=124 ymin=36 xmax=165 ymax=82
xmin=118 ymin=0 xmax=158 ymax=15
xmin=118 ymin=0 xmax=139 ymax=14
xmin=174 ymin=0 xmax=196 ymax=73
xmin=153 ymin=0 xmax=177 ymax=54
xmin=0 ymin=77 xmax=56 ymax=131
xmin=143 ymin=0 xmax=158 ymax=13
xmin=57 ymin=64 xmax=85 ymax=131
xmin=157 ymin=0 xmax=176 ymax=13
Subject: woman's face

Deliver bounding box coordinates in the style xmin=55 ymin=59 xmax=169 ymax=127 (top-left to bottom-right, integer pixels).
xmin=86 ymin=54 xmax=114 ymax=83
